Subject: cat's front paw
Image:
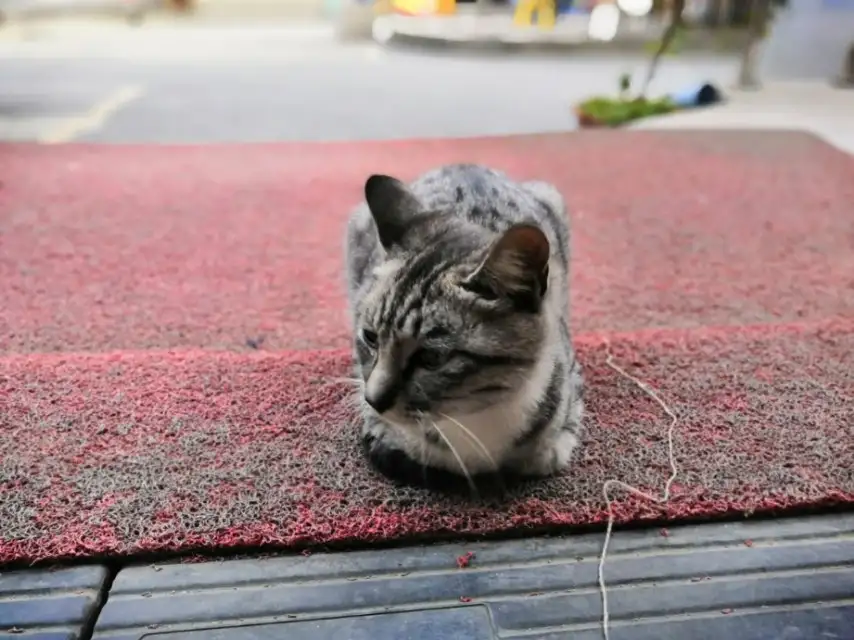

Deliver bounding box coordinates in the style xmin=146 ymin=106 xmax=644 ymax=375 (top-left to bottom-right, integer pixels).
xmin=359 ymin=418 xmax=505 ymax=495
xmin=360 ymin=417 xmax=394 ymax=467
xmin=506 ymin=429 xmax=580 ymax=478
xmin=360 ymin=418 xmax=426 ymax=487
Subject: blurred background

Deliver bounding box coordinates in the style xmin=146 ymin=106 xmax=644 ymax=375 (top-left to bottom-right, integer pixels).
xmin=1 ymin=0 xmax=852 ymax=144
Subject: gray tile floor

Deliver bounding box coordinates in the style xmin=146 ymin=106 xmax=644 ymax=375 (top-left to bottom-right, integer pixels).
xmin=4 ymin=513 xmax=854 ymax=639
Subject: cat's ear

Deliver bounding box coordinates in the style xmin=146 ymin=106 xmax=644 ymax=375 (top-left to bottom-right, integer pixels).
xmin=462 ymin=224 xmax=550 ymax=310
xmin=364 ymin=174 xmax=422 ymax=250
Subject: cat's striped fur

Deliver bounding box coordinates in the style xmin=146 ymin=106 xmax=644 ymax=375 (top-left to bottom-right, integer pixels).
xmin=345 ymin=164 xmax=583 ymax=487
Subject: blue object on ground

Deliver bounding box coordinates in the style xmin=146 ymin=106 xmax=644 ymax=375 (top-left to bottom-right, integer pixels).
xmin=668 ymin=82 xmax=724 ymax=109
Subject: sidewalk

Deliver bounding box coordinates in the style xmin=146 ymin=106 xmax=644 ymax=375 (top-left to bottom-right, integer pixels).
xmin=0 ymin=0 xmax=157 ymax=22
xmin=0 ymin=2 xmax=331 ymax=28
xmin=632 ymin=81 xmax=854 ymax=156
xmin=0 ymin=15 xmax=334 ymax=38
xmin=0 ymin=13 xmax=340 ymax=59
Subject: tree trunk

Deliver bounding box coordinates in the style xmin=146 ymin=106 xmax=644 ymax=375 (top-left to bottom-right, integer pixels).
xmin=717 ymin=0 xmax=731 ymax=26
xmin=641 ymin=0 xmax=685 ymax=97
xmin=838 ymin=43 xmax=854 ymax=87
xmin=736 ymin=0 xmax=770 ymax=90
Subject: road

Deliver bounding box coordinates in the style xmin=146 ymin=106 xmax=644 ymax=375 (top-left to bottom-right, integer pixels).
xmin=0 ymin=20 xmax=739 ymax=144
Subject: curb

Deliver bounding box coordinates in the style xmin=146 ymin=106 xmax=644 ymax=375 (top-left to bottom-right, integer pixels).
xmin=386 ymin=31 xmax=595 ymax=53
xmin=381 ymin=31 xmax=743 ymax=58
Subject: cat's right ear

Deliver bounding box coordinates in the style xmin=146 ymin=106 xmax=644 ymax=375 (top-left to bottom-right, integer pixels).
xmin=461 ymin=223 xmax=550 ymax=312
xmin=364 ymin=174 xmax=421 ymax=251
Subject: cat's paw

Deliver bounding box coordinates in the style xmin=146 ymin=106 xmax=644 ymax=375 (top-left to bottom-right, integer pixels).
xmin=359 ymin=418 xmax=418 ymax=480
xmin=507 ymin=428 xmax=580 ymax=477
xmin=361 ymin=420 xmax=460 ymax=492
xmin=360 ymin=417 xmax=397 ymax=467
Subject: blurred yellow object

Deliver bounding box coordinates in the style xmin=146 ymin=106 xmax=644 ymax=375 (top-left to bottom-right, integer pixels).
xmin=436 ymin=0 xmax=456 ymax=15
xmin=374 ymin=0 xmax=394 ymax=15
xmin=392 ymin=0 xmax=455 ymax=15
xmin=513 ymin=0 xmax=556 ymax=28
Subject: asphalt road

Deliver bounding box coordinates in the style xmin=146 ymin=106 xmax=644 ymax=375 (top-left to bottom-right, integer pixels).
xmin=0 ymin=22 xmax=739 ymax=144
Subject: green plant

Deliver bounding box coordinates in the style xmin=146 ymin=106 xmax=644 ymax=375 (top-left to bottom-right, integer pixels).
xmin=641 ymin=0 xmax=686 ymax=96
xmin=576 ymin=95 xmax=676 ymax=127
xmin=618 ymin=72 xmax=632 ymax=100
xmin=575 ymin=52 xmax=674 ymax=127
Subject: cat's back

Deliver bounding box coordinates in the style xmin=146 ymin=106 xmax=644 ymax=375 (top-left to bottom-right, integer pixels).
xmin=409 ymin=164 xmax=568 ymax=260
xmin=409 ymin=163 xmax=529 ymax=223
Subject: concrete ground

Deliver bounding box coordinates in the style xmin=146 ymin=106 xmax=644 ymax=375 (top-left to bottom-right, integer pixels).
xmin=633 ymin=81 xmax=854 ymax=156
xmin=2 ymin=18 xmax=852 ymax=153
xmin=0 ymin=19 xmax=742 ymax=144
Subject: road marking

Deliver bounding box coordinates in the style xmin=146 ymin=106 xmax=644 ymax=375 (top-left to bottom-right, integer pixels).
xmin=39 ymin=84 xmax=144 ymax=144
xmin=0 ymin=117 xmax=77 ymax=142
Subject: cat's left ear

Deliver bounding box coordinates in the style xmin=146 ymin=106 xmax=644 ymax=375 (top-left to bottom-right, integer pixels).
xmin=462 ymin=223 xmax=550 ymax=311
xmin=364 ymin=174 xmax=422 ymax=251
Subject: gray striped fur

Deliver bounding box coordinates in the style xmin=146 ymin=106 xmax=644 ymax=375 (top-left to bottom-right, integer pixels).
xmin=344 ymin=164 xmax=584 ymax=481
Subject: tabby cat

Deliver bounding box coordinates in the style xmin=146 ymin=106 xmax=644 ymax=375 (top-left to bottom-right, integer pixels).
xmin=344 ymin=164 xmax=583 ymax=489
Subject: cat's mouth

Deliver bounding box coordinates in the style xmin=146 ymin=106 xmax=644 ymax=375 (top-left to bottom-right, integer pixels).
xmin=443 ymin=385 xmax=512 ymax=400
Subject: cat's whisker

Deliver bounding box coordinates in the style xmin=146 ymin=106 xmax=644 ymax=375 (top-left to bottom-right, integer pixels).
xmin=342 ymin=395 xmax=362 ymax=410
xmin=438 ymin=411 xmax=498 ymax=472
xmin=431 ymin=421 xmax=476 ymax=495
xmin=328 ymin=376 xmax=366 ymax=410
xmin=413 ymin=392 xmax=439 ymax=480
xmin=415 ymin=412 xmax=430 ymax=484
xmin=329 ymin=377 xmax=363 ymax=387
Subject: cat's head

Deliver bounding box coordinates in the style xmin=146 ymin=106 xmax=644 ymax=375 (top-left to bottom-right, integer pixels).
xmin=354 ymin=174 xmax=552 ymax=428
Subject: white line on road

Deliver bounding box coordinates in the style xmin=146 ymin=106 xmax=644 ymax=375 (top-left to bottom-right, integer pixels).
xmin=39 ymin=84 xmax=144 ymax=144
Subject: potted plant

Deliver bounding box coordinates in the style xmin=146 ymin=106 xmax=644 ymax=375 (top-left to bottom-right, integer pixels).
xmin=574 ymin=72 xmax=676 ymax=128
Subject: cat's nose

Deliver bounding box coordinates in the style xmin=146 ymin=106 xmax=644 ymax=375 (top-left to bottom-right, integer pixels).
xmin=364 ymin=388 xmax=396 ymax=414
xmin=364 ymin=367 xmax=398 ymax=414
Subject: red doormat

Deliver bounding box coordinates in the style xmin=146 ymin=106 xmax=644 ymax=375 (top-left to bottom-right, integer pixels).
xmin=1 ymin=131 xmax=853 ymax=566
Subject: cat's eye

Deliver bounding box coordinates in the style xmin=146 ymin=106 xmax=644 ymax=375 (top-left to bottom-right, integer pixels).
xmin=361 ymin=329 xmax=378 ymax=349
xmin=413 ymin=348 xmax=446 ymax=371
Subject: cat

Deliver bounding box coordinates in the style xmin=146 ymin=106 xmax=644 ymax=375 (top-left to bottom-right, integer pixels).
xmin=344 ymin=163 xmax=583 ymax=491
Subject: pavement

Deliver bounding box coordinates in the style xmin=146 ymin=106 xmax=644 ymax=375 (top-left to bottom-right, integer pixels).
xmin=633 ymin=81 xmax=854 ymax=156
xmin=0 ymin=0 xmax=326 ymax=21
xmin=2 ymin=17 xmax=854 ymax=640
xmin=2 ymin=19 xmax=851 ymax=148
xmin=0 ymin=19 xmax=741 ymax=144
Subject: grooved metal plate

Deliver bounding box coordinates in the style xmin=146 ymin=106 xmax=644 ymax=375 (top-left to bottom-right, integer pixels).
xmin=92 ymin=514 xmax=854 ymax=640
xmin=0 ymin=565 xmax=109 ymax=640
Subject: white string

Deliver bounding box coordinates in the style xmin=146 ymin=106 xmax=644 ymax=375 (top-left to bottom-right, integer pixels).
xmin=597 ymin=343 xmax=680 ymax=640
